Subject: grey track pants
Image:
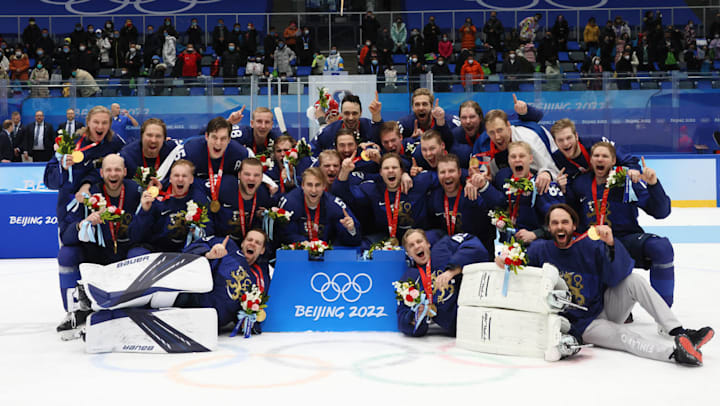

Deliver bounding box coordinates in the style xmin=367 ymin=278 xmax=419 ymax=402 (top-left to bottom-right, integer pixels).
xmin=582 ymin=273 xmax=682 ymax=362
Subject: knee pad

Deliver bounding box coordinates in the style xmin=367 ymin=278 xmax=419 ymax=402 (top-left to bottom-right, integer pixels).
xmin=57 ymin=245 xmax=83 ymax=267
xmin=643 ymin=236 xmax=674 ymax=266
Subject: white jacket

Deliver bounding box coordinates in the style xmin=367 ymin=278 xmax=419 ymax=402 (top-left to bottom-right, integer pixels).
xmin=162 ymin=35 xmax=177 ymax=68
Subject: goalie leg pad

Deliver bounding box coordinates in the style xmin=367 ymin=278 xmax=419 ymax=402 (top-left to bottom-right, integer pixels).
xmin=84 ymin=307 xmax=218 ymax=354
xmin=456 ymin=306 xmax=573 ymax=361
xmin=459 ymin=262 xmax=568 ymax=314
xmin=79 ymin=253 xmax=213 ymax=311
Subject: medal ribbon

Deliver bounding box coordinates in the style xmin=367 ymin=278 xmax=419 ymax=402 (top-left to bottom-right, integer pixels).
xmin=444 ymin=193 xmax=460 ymax=235
xmin=384 ymin=189 xmax=401 ymax=238
xmin=417 ymin=260 xmax=433 ymax=304
xmin=207 ymin=146 xmax=226 ymax=203
xmin=252 ymin=137 xmax=268 ymax=154
xmin=238 ymin=190 xmax=257 ymax=238
xmin=250 ymin=264 xmax=265 ymax=293
xmin=74 ymin=134 xmax=99 ymax=154
xmin=591 ymin=177 xmax=610 ymax=225
xmin=142 ymin=154 xmax=160 ymax=171
xmin=566 ymin=143 xmax=591 ymax=172
xmin=102 ymin=183 xmax=125 ymax=252
xmin=304 ymin=200 xmax=321 ymax=241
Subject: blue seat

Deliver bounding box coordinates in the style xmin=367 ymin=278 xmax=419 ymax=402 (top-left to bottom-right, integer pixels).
xmin=484 ymin=83 xmax=502 ymax=92
xmin=237 ymin=67 xmax=246 ymax=76
xmin=392 ymin=54 xmax=407 ymax=64
xmin=259 ymin=86 xmax=269 ymax=95
xmin=448 ymin=63 xmax=455 ymax=72
xmin=660 ymin=81 xmax=672 ymax=89
xmin=564 ymin=72 xmax=581 ymax=80
xmin=451 ymin=84 xmax=465 ymax=93
xmin=630 ymin=81 xmax=640 ymax=90
xmin=558 ymin=51 xmax=569 ymax=62
xmin=496 ymin=53 xmax=503 ymax=62
xmin=697 ymin=80 xmax=713 ymax=89
xmin=201 ymin=67 xmax=210 ymax=76
xmin=296 ymin=66 xmax=311 ymax=76
xmin=190 ymin=87 xmax=205 ymax=96
xmin=714 ymin=61 xmax=720 ymax=70
xmin=223 ymin=87 xmax=239 ymax=95
xmin=567 ymin=41 xmax=580 ymax=51
xmin=518 ymin=83 xmax=535 ymax=92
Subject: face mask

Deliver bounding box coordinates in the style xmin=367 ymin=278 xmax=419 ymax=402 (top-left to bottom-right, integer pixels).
xmin=371 ymin=59 xmax=378 ymax=65
xmin=148 ymin=29 xmax=153 ymax=34
xmin=228 ymin=46 xmax=235 ymax=51
xmin=0 ymin=45 xmax=5 ymax=49
xmin=278 ymin=43 xmax=285 ymax=49
xmin=165 ymin=21 xmax=171 ymax=26
xmin=114 ymin=33 xmax=120 ymax=38
xmin=130 ymin=47 xmax=136 ymax=52
xmin=234 ymin=27 xmax=241 ymax=32
xmin=509 ymin=54 xmax=516 ymax=59
xmin=595 ymin=60 xmax=600 ymax=65
xmin=152 ymin=59 xmax=159 ymax=64
xmin=29 ymin=21 xmax=35 ymax=25
xmin=164 ymin=32 xmax=168 ymax=37
xmin=63 ymin=48 xmax=69 ymax=53
xmin=248 ymin=26 xmax=253 ymax=30
xmin=438 ymin=60 xmax=444 ymax=66
xmin=79 ymin=46 xmax=86 ymax=51
xmin=304 ymin=30 xmax=310 ymax=35
xmin=36 ymin=64 xmax=42 ymax=69
xmin=96 ymin=32 xmax=102 ymax=37
xmin=412 ymin=57 xmax=418 ymax=63
xmin=218 ymin=23 xmax=224 ymax=27
xmin=366 ymin=41 xmax=371 ymax=46
xmin=442 ymin=37 xmax=448 ymax=41
xmin=37 ymin=50 xmax=43 ymax=56
xmin=15 ymin=52 xmax=21 ymax=57
xmin=187 ymin=48 xmax=194 ymax=52
xmin=467 ymin=59 xmax=474 ymax=64
xmin=76 ymin=27 xmax=82 ymax=32
xmin=624 ymin=55 xmax=630 ymax=60
xmin=106 ymin=24 xmax=112 ymax=29
xmin=330 ymin=50 xmax=337 ymax=55
xmin=42 ymin=33 xmax=48 ymax=38
xmin=192 ymin=22 xmax=197 ymax=27
xmin=72 ymin=71 xmax=77 ymax=77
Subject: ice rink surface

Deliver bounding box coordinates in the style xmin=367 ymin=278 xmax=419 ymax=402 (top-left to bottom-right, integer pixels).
xmin=1 ymin=208 xmax=719 ymax=406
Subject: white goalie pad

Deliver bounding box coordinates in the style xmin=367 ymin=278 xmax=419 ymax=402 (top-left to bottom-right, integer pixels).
xmin=79 ymin=253 xmax=213 ymax=311
xmin=458 ymin=262 xmax=570 ymax=314
xmin=456 ymin=306 xmax=572 ymax=361
xmin=85 ymin=307 xmax=218 ymax=354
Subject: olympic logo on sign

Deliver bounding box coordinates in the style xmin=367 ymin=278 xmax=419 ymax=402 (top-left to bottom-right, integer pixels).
xmin=41 ymin=0 xmax=222 ymax=16
xmin=310 ymin=272 xmax=372 ymax=303
xmin=465 ymin=0 xmax=607 ymax=10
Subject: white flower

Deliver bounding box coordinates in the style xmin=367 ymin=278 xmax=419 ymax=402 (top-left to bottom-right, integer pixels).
xmin=187 ymin=200 xmax=199 ymax=213
xmin=185 ymin=212 xmax=194 ymax=222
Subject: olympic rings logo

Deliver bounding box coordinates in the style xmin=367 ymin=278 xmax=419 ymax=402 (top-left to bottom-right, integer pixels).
xmin=41 ymin=0 xmax=222 ymax=16
xmin=310 ymin=272 xmax=372 ymax=303
xmin=466 ymin=0 xmax=608 ymax=10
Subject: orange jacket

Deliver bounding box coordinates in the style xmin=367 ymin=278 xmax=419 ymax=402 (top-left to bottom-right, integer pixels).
xmin=460 ymin=60 xmax=484 ymax=87
xmin=9 ymin=55 xmax=29 ymax=80
xmin=284 ymin=26 xmax=298 ymax=45
xmin=460 ymin=25 xmax=476 ymax=50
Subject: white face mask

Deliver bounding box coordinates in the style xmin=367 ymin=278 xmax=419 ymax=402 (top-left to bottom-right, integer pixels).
xmin=624 ymin=55 xmax=630 ymax=60
xmin=595 ymin=60 xmax=600 ymax=65
xmin=437 ymin=60 xmax=444 ymax=66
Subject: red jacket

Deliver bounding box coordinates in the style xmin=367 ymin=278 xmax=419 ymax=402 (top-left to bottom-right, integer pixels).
xmin=180 ymin=51 xmax=202 ymax=77
xmin=460 ymin=60 xmax=484 ymax=87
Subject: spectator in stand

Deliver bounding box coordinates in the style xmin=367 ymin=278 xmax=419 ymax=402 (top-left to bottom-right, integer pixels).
xmin=160 ymin=17 xmax=179 ymax=38
xmin=537 ymin=30 xmax=558 ymax=67
xmin=484 ymin=11 xmax=504 ymax=51
xmin=120 ymin=19 xmax=138 ymax=50
xmin=377 ymin=27 xmax=393 ymax=65
xmin=144 ymin=25 xmax=163 ymax=67
xmin=102 ymin=20 xmax=115 ymax=39
xmin=667 ymin=25 xmax=683 ymax=56
xmin=460 ymin=17 xmax=477 ymax=50
xmin=0 ymin=59 xmax=8 ymax=82
xmin=110 ymin=31 xmax=126 ymax=70
xmin=503 ymin=49 xmax=532 ymax=91
xmin=683 ymin=20 xmax=696 ymax=49
xmin=460 ymin=54 xmax=483 ymax=90
xmin=9 ymin=49 xmax=29 ymax=80
xmin=245 ymin=54 xmax=264 ymax=77
xmin=123 ymin=41 xmax=142 ymax=77
xmin=70 ymin=23 xmax=87 ymax=50
xmin=54 ymin=43 xmax=74 ymax=80
xmin=76 ymin=42 xmax=99 ymax=77
xmin=284 ymin=21 xmax=299 ymax=53
xmin=298 ymin=26 xmax=315 ymax=66
xmin=408 ymin=53 xmax=426 ymax=92
xmin=612 ymin=17 xmax=631 ymax=40
xmin=635 ymin=37 xmax=652 ymax=71
xmin=162 ymin=30 xmax=177 ymax=70
xmin=392 ymin=17 xmax=408 ymax=54
xmin=424 ymin=16 xmax=441 ymax=56
xmin=544 ymin=57 xmax=562 ymax=91
xmin=325 ymin=47 xmax=344 ymax=71
xmin=37 ymin=29 xmax=54 ymax=57
xmin=213 ymin=19 xmax=229 ymax=56
xmin=244 ymin=22 xmax=258 ymax=56
xmin=29 ymin=60 xmax=49 ymax=98
xmin=95 ymin=30 xmax=112 ymax=68
xmin=187 ymin=18 xmax=203 ymax=52
xmin=230 ymin=24 xmax=244 ymax=54
xmin=22 ymin=18 xmax=41 ymax=55
xmin=173 ymin=43 xmax=202 ymax=78
xmin=584 ymin=17 xmax=600 ymax=57
xmin=642 ymin=10 xmax=663 ymax=35
xmin=431 ymin=55 xmax=451 ymax=92
xmin=614 ymin=32 xmax=628 ymax=64
xmin=552 ymin=15 xmax=569 ymax=51
xmin=35 ymin=47 xmax=52 ymax=71
xmin=362 ymin=11 xmax=379 ymax=45
xmin=359 ymin=39 xmax=372 ymax=69
xmin=438 ymin=33 xmax=452 ymax=61
xmin=274 ymin=40 xmax=296 ymax=77
xmin=264 ymin=27 xmax=279 ymax=58
xmin=599 ymin=33 xmax=615 ymax=71
xmin=624 ymin=44 xmax=639 ymax=74
xmin=684 ymin=43 xmax=701 ymax=72
xmin=455 ymin=48 xmax=471 ymax=76
xmin=73 ymin=68 xmax=100 ymax=97
xmin=709 ymin=12 xmax=720 ymax=40
xmin=311 ymin=52 xmax=325 ymax=75
xmin=647 ymin=21 xmax=665 ymax=66
xmin=587 ymin=55 xmax=603 ymax=90
xmin=409 ymin=28 xmax=424 ymax=56
xmin=366 ymin=55 xmax=384 ymax=90
xmin=520 ymin=42 xmax=537 ymax=64
xmin=601 ymin=20 xmax=617 ymax=46
xmin=222 ymin=42 xmax=243 ymax=84
xmin=519 ymin=13 xmax=542 ymax=43
xmin=615 ymin=49 xmax=633 ymax=89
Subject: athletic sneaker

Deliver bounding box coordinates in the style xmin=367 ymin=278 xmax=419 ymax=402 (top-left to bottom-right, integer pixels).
xmin=56 ymin=310 xmax=92 ymax=341
xmin=671 ymin=334 xmax=703 ymax=366
xmin=685 ymin=327 xmax=714 ymax=350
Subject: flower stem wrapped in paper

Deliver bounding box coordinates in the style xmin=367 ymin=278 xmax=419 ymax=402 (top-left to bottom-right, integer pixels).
xmin=606 ymin=166 xmax=638 ymax=203
xmin=262 ymin=207 xmax=293 ymax=240
xmin=488 ymin=209 xmax=516 ymax=233
xmin=392 ymin=279 xmax=436 ymax=333
xmin=178 ymin=200 xmax=210 ymax=246
xmin=281 ymin=239 xmax=332 ymax=258
xmin=497 ymin=237 xmax=528 ymax=297
xmin=230 ymin=284 xmax=269 ymax=338
xmin=132 ymin=165 xmax=157 ymax=190
xmin=54 ymin=129 xmax=81 ymax=181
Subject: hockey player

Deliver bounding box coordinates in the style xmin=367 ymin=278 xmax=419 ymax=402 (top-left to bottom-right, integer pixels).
xmin=56 ymin=154 xmax=141 ymax=332
xmin=44 ymin=105 xmax=126 ymax=227
xmin=334 ymin=129 xmax=379 ymax=175
xmin=427 ymin=154 xmax=495 ymax=255
xmin=129 ymin=159 xmax=213 ymax=254
xmin=264 ymin=135 xmax=313 ymax=196
xmin=471 ymin=106 xmax=557 ymax=194
xmin=525 ymin=204 xmax=713 ymax=365
xmin=228 ymin=106 xmax=282 ymax=155
xmin=549 ymin=118 xmax=640 ymax=184
xmin=473 ymin=141 xmax=564 ymax=243
xmin=277 ymin=167 xmax=361 ymax=246
xmin=311 ymin=93 xmax=383 ymax=152
xmin=396 ymin=88 xmax=457 ymax=148
xmin=179 ymin=116 xmax=251 ymax=182
xmin=378 ymin=121 xmax=412 ymax=170
xmin=452 ymin=100 xmax=485 ymax=148
xmin=211 ymin=158 xmax=276 ymax=242
xmin=335 ymin=153 xmax=435 ymax=242
xmin=119 ymin=118 xmax=179 ymax=180
xmin=568 ymin=142 xmax=675 ymax=306
xmin=397 ymin=229 xmax=489 ymax=337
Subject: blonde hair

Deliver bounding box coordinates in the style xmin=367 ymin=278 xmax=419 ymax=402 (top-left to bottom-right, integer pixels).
xmin=507 ymin=141 xmax=532 ymax=154
xmin=550 ymin=118 xmax=577 ymax=138
xmin=252 ymin=106 xmax=274 ymax=120
xmin=302 ymin=167 xmax=328 ymax=186
xmin=484 ymin=109 xmax=509 ymax=125
xmin=84 ymin=105 xmax=115 ymax=142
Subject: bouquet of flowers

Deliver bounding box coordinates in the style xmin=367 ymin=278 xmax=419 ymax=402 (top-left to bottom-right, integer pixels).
xmin=283 ymin=138 xmax=312 ymax=167
xmin=317 ymin=87 xmax=330 ymax=109
xmin=257 ymin=152 xmax=274 ymax=172
xmin=392 ymin=279 xmax=422 ymax=307
xmin=488 ymin=209 xmax=515 ymax=232
xmin=500 ymin=238 xmax=527 ymax=275
xmin=281 ymin=239 xmax=332 ymax=257
xmin=180 ymin=200 xmax=210 ymax=228
xmin=503 ymin=177 xmax=534 ymax=196
xmin=54 ymin=129 xmax=79 ymax=155
xmin=605 ymin=166 xmax=627 ymax=189
xmin=266 ymin=207 xmax=293 ymax=222
xmin=364 ymin=237 xmax=402 ymax=259
xmin=83 ymin=193 xmax=123 ymax=222
xmin=132 ymin=166 xmax=157 ymax=189
xmin=230 ymin=284 xmax=269 ymax=339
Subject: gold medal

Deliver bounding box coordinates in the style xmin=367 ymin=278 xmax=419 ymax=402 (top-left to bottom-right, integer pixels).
xmin=388 ymin=237 xmax=399 ymax=246
xmin=148 ymin=186 xmax=159 ymax=198
xmin=210 ymin=200 xmax=221 ymax=213
xmin=360 ymin=150 xmax=371 ymax=161
xmin=428 ymin=303 xmax=437 ymax=317
xmin=469 ymin=157 xmax=480 ymax=168
xmin=72 ymin=150 xmax=84 ymax=163
xmin=256 ymin=309 xmax=267 ymax=322
xmin=587 ymin=226 xmax=600 ymax=241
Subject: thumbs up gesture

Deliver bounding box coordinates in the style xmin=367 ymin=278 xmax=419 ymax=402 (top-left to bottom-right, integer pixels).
xmin=339 ymin=207 xmax=355 ymax=233
xmin=206 ymin=235 xmax=230 ymax=259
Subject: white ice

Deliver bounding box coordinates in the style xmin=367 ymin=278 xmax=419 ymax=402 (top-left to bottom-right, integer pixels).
xmin=1 ymin=208 xmax=718 ymax=405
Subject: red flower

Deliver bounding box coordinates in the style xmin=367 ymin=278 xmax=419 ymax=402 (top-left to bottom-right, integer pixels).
xmin=405 ymin=294 xmax=414 ymax=302
xmin=504 ymin=257 xmax=512 ymax=265
xmin=192 ymin=212 xmax=201 ymax=222
xmin=246 ymin=300 xmax=254 ymax=309
xmin=241 ymin=293 xmax=247 ymax=302
xmin=277 ymin=208 xmax=286 ymax=215
xmin=55 ymin=136 xmax=62 ymax=145
xmin=114 ymin=207 xmax=122 ymax=215
xmin=92 ymin=202 xmax=99 ymax=210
